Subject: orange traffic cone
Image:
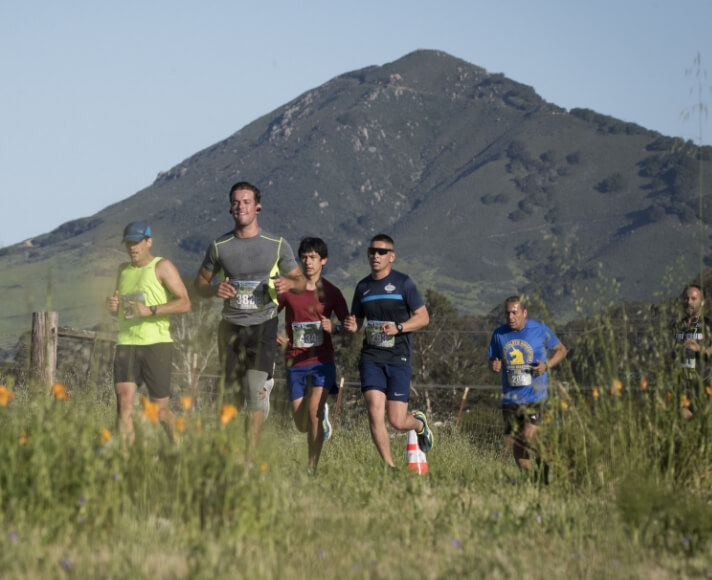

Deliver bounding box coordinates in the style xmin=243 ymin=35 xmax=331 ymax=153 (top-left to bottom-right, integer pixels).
xmin=405 ymin=429 xmax=429 ymax=475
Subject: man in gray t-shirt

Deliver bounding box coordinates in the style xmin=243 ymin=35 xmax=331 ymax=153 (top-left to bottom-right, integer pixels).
xmin=196 ymin=181 xmax=305 ymax=457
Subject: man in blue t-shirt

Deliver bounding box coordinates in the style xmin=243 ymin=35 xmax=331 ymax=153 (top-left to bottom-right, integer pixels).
xmin=488 ymin=295 xmax=567 ymax=472
xmin=343 ymin=234 xmax=433 ymax=467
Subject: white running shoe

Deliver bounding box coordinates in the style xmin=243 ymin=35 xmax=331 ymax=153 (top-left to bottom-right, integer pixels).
xmin=263 ymin=378 xmax=274 ymax=419
xmin=322 ymin=402 xmax=332 ymax=441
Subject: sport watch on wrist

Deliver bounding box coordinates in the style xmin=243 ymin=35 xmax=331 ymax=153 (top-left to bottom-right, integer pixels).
xmin=150 ymin=305 xmax=158 ymax=316
xmin=396 ymin=323 xmax=403 ymax=334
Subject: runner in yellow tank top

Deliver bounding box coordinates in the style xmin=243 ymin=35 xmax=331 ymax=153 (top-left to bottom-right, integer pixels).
xmin=106 ymin=221 xmax=191 ymax=445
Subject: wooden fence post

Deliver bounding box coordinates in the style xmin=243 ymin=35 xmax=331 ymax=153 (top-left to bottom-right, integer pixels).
xmin=31 ymin=311 xmax=58 ymax=392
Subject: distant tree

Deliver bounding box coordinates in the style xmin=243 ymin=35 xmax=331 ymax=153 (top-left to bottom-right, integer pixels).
xmin=597 ymin=172 xmax=626 ymax=193
xmin=566 ymin=151 xmax=582 ymax=165
xmin=411 ymin=290 xmax=484 ymax=386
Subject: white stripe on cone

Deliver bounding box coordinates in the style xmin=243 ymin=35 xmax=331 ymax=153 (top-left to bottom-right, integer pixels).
xmin=405 ymin=429 xmax=429 ymax=475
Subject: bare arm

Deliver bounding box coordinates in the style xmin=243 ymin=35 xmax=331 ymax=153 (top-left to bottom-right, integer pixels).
xmin=195 ymin=266 xmax=238 ymax=300
xmin=273 ymin=266 xmax=306 ymax=295
xmin=131 ymin=259 xmax=191 ymax=317
xmin=381 ymin=305 xmax=430 ymax=336
xmin=532 ymin=342 xmax=568 ymax=376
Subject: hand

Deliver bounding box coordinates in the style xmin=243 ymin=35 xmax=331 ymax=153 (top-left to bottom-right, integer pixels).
xmin=531 ymin=360 xmax=547 ymax=376
xmin=106 ymin=290 xmax=119 ymax=313
xmin=272 ymin=274 xmax=293 ymax=295
xmin=276 ymin=333 xmax=289 ymax=347
xmin=216 ymin=277 xmax=237 ymax=299
xmin=381 ymin=321 xmax=399 ymax=336
xmin=684 ymin=339 xmax=701 ymax=352
xmin=342 ymin=315 xmax=358 ymax=334
xmin=321 ymin=315 xmax=333 ymax=334
xmin=489 ymin=357 xmax=502 ymax=373
xmin=128 ymin=300 xmax=151 ymax=318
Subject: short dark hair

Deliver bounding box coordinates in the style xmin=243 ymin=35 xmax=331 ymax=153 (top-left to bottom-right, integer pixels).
xmin=298 ymin=237 xmax=328 ymax=259
xmin=229 ymin=181 xmax=261 ymax=204
xmin=370 ymin=233 xmax=394 ymax=247
xmin=505 ymin=295 xmax=527 ymax=311
xmin=682 ymin=284 xmax=705 ymax=299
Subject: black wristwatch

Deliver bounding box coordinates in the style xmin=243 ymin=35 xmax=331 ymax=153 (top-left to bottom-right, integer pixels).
xmin=150 ymin=305 xmax=158 ymax=316
xmin=396 ymin=323 xmax=403 ymax=334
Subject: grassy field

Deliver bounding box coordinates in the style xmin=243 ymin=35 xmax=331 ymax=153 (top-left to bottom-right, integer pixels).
xmin=0 ymin=377 xmax=711 ymax=580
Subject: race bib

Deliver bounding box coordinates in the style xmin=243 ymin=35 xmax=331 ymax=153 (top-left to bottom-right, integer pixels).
xmin=506 ymin=368 xmax=532 ymax=387
xmin=228 ymin=280 xmax=264 ymax=310
xmin=292 ymin=321 xmax=323 ymax=348
xmin=121 ymin=292 xmax=145 ymax=320
xmin=365 ymin=320 xmax=395 ymax=348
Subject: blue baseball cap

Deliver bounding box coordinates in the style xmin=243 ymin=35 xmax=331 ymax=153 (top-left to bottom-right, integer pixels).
xmin=122 ymin=221 xmax=152 ymax=242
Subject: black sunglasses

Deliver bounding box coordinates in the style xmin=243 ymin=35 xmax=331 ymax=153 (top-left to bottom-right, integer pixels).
xmin=368 ymin=247 xmax=393 ymax=256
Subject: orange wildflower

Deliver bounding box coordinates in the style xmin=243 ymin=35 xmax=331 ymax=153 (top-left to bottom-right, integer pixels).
xmin=609 ymin=379 xmax=623 ymax=396
xmin=180 ymin=396 xmax=193 ymax=411
xmin=220 ymin=404 xmax=238 ymax=425
xmin=560 ymin=400 xmax=569 ymax=410
xmin=100 ymin=429 xmax=112 ymax=443
xmin=706 ymin=386 xmax=712 ymax=397
xmin=52 ymin=383 xmax=70 ymax=400
xmin=259 ymin=462 xmax=268 ymax=472
xmin=681 ymin=395 xmax=691 ymax=408
xmin=638 ymin=378 xmax=648 ymax=391
xmin=19 ymin=430 xmax=28 ymax=445
xmin=666 ymin=391 xmax=673 ymax=402
xmin=592 ymin=387 xmax=600 ymax=399
xmin=0 ymin=386 xmax=15 ymax=407
xmin=176 ymin=417 xmax=186 ymax=433
xmin=140 ymin=396 xmax=159 ymax=424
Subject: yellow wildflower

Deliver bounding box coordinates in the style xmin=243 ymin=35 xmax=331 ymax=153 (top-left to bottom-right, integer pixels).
xmin=259 ymin=462 xmax=268 ymax=472
xmin=180 ymin=396 xmax=193 ymax=411
xmin=220 ymin=404 xmax=238 ymax=425
xmin=0 ymin=386 xmax=15 ymax=407
xmin=140 ymin=396 xmax=159 ymax=424
xmin=681 ymin=395 xmax=691 ymax=408
xmin=100 ymin=429 xmax=112 ymax=443
xmin=176 ymin=417 xmax=186 ymax=433
xmin=592 ymin=387 xmax=600 ymax=399
xmin=560 ymin=400 xmax=569 ymax=410
xmin=52 ymin=383 xmax=70 ymax=400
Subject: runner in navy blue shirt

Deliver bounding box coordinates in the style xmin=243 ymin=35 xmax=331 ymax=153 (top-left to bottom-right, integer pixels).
xmin=343 ymin=234 xmax=433 ymax=467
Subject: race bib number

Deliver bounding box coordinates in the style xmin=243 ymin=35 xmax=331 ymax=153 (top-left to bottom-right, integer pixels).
xmin=681 ymin=353 xmax=696 ymax=369
xmin=292 ymin=321 xmax=323 ymax=348
xmin=506 ymin=368 xmax=532 ymax=387
xmin=365 ymin=320 xmax=395 ymax=348
xmin=121 ymin=292 xmax=145 ymax=320
xmin=228 ymin=280 xmax=264 ymax=310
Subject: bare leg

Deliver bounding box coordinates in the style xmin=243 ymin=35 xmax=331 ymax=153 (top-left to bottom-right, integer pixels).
xmin=386 ymin=400 xmax=423 ymax=431
xmin=363 ymin=390 xmax=395 ymax=466
xmin=292 ymin=397 xmax=309 ymax=432
xmin=513 ymin=423 xmax=538 ymax=471
xmin=115 ymin=382 xmax=137 ymax=444
xmin=307 ymin=386 xmax=328 ymax=470
xmin=153 ymin=396 xmax=177 ymax=442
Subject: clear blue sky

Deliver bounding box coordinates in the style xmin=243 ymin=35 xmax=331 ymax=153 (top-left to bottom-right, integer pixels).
xmin=2 ymin=0 xmax=710 ymax=248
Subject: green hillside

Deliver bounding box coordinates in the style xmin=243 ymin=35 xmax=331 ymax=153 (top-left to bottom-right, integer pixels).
xmin=1 ymin=49 xmax=710 ymax=356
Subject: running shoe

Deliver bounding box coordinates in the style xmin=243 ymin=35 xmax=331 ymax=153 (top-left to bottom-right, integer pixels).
xmin=263 ymin=377 xmax=274 ymax=419
xmin=412 ymin=410 xmax=433 ymax=453
xmin=322 ymin=402 xmax=332 ymax=441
